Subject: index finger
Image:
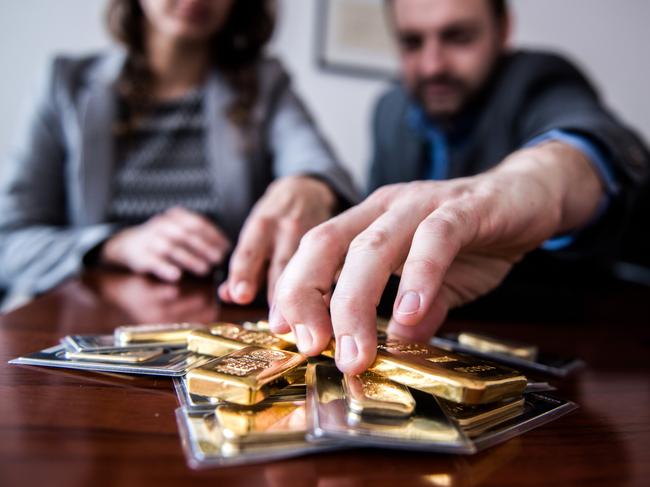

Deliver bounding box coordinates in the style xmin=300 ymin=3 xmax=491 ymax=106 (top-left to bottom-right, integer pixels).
xmin=271 ymin=195 xmax=388 ymax=356
xmin=223 ymin=214 xmax=274 ymax=304
xmin=329 ymin=205 xmax=425 ymax=374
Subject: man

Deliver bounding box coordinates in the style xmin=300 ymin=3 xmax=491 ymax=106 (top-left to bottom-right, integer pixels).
xmin=270 ymin=0 xmax=649 ymax=375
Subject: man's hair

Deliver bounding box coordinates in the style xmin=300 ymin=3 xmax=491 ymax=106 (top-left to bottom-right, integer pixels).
xmin=386 ymin=0 xmax=508 ymax=22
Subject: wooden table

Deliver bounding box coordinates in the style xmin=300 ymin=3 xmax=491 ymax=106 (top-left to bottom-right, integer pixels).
xmin=1 ymin=269 xmax=648 ymax=487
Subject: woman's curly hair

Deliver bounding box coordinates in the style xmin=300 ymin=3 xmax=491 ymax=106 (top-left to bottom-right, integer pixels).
xmin=106 ymin=0 xmax=275 ymax=128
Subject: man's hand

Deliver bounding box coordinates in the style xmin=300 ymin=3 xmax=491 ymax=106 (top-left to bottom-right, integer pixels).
xmin=270 ymin=143 xmax=603 ymax=375
xmin=101 ymin=207 xmax=231 ymax=281
xmin=218 ymin=176 xmax=337 ymax=305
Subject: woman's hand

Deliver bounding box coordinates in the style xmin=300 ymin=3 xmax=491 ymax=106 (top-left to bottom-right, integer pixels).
xmin=218 ymin=175 xmax=337 ymax=305
xmin=100 ymin=207 xmax=231 ymax=281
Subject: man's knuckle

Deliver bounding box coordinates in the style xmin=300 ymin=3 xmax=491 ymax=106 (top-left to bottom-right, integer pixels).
xmin=275 ymin=287 xmax=302 ymax=310
xmin=419 ymin=214 xmax=457 ymax=241
xmin=404 ymin=256 xmax=444 ymax=277
xmin=368 ymin=184 xmax=399 ymax=209
xmin=330 ymin=292 xmax=365 ymax=319
xmin=349 ymin=227 xmax=392 ymax=254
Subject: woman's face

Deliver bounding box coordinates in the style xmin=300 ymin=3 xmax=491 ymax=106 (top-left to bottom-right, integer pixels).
xmin=139 ymin=0 xmax=235 ymax=43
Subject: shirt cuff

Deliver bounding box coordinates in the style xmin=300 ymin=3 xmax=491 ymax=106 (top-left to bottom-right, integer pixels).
xmin=525 ymin=129 xmax=617 ymax=251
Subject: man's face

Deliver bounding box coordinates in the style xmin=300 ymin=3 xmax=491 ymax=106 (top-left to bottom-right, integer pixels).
xmin=390 ymin=0 xmax=509 ymax=119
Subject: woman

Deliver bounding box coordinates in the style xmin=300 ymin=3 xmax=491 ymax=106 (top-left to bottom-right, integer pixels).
xmin=0 ymin=0 xmax=357 ymax=306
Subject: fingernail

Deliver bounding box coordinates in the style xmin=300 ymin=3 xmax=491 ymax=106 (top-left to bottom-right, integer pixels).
xmin=397 ymin=291 xmax=421 ymax=315
xmin=269 ymin=303 xmax=278 ymax=328
xmin=337 ymin=334 xmax=358 ymax=365
xmin=293 ymin=324 xmax=312 ymax=353
xmin=234 ymin=281 xmax=251 ymax=300
xmin=269 ymin=303 xmax=281 ymax=330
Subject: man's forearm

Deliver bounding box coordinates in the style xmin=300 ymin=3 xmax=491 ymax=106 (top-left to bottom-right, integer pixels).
xmin=493 ymin=141 xmax=604 ymax=235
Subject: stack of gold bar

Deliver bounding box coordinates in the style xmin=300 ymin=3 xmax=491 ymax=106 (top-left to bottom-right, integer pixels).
xmin=172 ymin=321 xmax=576 ymax=465
xmin=302 ymin=336 xmax=535 ymax=453
xmin=10 ymin=320 xmax=578 ymax=468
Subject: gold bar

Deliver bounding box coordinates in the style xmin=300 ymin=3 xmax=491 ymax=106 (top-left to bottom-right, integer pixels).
xmin=214 ymin=400 xmax=306 ymax=445
xmin=242 ymin=320 xmax=272 ymax=332
xmin=368 ymin=339 xmax=527 ymax=404
xmin=187 ymin=323 xmax=295 ymax=358
xmin=114 ymin=322 xmax=206 ymax=345
xmin=308 ymin=361 xmax=467 ymax=445
xmin=186 ymin=346 xmax=306 ymax=405
xmin=343 ymin=370 xmax=415 ymax=418
xmin=458 ymin=332 xmax=539 ymax=361
xmin=64 ymin=349 xmax=164 ymax=364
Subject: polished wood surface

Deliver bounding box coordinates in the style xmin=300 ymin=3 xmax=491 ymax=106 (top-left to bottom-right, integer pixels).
xmin=1 ymin=269 xmax=648 ymax=487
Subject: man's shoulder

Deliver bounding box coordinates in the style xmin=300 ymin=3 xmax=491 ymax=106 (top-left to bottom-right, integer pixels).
xmin=372 ymin=83 xmax=412 ymax=136
xmin=501 ymin=49 xmax=591 ymax=86
xmin=376 ymin=83 xmax=410 ymax=114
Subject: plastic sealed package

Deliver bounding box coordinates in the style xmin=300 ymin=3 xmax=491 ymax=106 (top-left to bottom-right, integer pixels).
xmin=306 ymin=361 xmax=577 ymax=454
xmin=114 ymin=322 xmax=208 ymax=345
xmin=9 ymin=344 xmax=212 ymax=377
xmin=175 ymin=405 xmax=341 ymax=469
xmin=432 ymin=333 xmax=584 ymax=377
xmin=306 ymin=361 xmax=476 ymax=454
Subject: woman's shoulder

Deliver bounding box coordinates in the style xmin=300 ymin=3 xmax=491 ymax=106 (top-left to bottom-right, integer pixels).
xmin=45 ymin=50 xmax=126 ymax=94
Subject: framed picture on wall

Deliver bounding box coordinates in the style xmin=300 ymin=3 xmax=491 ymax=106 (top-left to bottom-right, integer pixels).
xmin=316 ymin=0 xmax=399 ymax=78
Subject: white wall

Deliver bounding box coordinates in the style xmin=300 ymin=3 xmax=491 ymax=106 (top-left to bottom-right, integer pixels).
xmin=0 ymin=0 xmax=110 ymax=165
xmin=1 ymin=0 xmax=648 ymax=190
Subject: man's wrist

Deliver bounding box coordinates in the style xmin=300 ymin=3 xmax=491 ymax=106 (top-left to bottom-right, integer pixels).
xmin=495 ymin=143 xmax=603 ymax=234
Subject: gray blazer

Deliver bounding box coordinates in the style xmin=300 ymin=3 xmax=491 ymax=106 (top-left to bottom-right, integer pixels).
xmin=0 ymin=51 xmax=358 ymax=298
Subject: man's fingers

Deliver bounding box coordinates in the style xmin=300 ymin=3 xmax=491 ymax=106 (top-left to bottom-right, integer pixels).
xmin=329 ymin=206 xmax=423 ymax=374
xmin=392 ymin=203 xmax=478 ymax=328
xmin=272 ymin=197 xmax=389 ymax=356
xmin=268 ymin=298 xmax=292 ymax=334
xmin=271 ymin=223 xmax=345 ymax=355
xmin=387 ymin=286 xmax=452 ymax=341
xmin=274 ymin=285 xmax=333 ymax=356
xmin=225 ymin=215 xmax=274 ymax=304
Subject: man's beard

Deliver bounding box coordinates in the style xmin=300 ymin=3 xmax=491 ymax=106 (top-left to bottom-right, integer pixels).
xmin=412 ymin=73 xmax=473 ymax=120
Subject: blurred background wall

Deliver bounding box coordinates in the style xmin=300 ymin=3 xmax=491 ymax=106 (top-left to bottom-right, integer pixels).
xmin=1 ymin=0 xmax=648 ymax=189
